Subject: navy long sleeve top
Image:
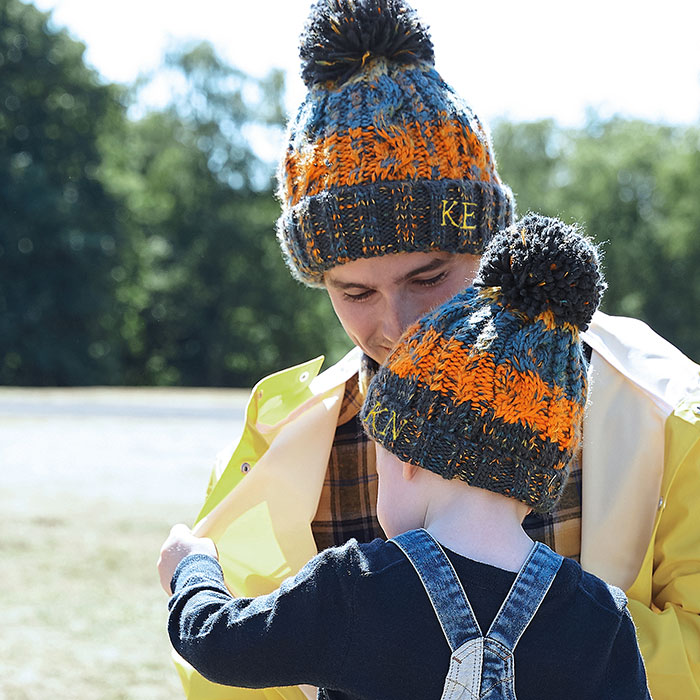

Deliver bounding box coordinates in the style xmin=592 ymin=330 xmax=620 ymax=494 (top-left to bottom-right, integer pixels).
xmin=168 ymin=538 xmax=650 ymax=699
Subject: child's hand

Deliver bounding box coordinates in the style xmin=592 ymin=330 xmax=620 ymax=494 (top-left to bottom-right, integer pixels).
xmin=157 ymin=523 xmax=218 ymax=595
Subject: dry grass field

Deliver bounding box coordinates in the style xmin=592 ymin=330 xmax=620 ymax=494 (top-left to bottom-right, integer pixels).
xmin=1 ymin=387 xmax=248 ymax=700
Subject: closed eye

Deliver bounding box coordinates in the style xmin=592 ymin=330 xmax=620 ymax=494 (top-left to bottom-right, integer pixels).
xmin=343 ymin=288 xmax=375 ymax=302
xmin=413 ymin=271 xmax=448 ymax=287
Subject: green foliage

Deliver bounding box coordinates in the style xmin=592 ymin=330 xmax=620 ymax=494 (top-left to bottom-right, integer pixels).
xmin=0 ymin=7 xmax=347 ymax=387
xmin=100 ymin=42 xmax=349 ymax=386
xmin=492 ymin=118 xmax=564 ymax=215
xmin=0 ymin=0 xmax=125 ymax=384
xmin=2 ymin=1 xmax=698 ymax=385
xmin=494 ymin=116 xmax=700 ymax=362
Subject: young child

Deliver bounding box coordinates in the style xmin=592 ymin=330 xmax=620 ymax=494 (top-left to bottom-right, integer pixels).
xmin=158 ymin=214 xmax=651 ymax=699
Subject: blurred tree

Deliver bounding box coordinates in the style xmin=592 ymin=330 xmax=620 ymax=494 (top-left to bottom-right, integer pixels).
xmin=0 ymin=0 xmax=126 ymax=384
xmin=494 ymin=116 xmax=700 ymax=362
xmin=0 ymin=5 xmax=347 ymax=388
xmin=102 ymin=42 xmax=348 ymax=386
xmin=491 ymin=118 xmax=564 ymax=216
xmin=651 ymin=126 xmax=700 ymax=356
xmin=3 ymin=0 xmax=696 ymax=385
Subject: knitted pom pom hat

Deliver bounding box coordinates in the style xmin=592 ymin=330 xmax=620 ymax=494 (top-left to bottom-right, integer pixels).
xmin=361 ymin=213 xmax=606 ymax=513
xmin=277 ymin=0 xmax=515 ymax=287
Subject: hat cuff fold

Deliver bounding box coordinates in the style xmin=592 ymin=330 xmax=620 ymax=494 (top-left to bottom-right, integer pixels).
xmin=278 ymin=178 xmax=514 ymax=286
xmin=362 ymin=374 xmax=571 ymax=513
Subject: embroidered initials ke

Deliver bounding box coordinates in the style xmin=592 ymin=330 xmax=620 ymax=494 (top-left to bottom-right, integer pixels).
xmin=441 ymin=200 xmax=478 ymax=230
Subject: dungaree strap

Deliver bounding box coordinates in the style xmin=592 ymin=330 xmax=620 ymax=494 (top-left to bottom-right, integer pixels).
xmin=390 ymin=528 xmax=481 ymax=651
xmin=486 ymin=541 xmax=563 ymax=651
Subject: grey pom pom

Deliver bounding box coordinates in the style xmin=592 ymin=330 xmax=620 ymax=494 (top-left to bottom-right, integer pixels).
xmin=475 ymin=213 xmax=606 ymax=331
xmin=299 ymin=0 xmax=434 ymax=88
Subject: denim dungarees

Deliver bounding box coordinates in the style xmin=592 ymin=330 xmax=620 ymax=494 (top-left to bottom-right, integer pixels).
xmin=390 ymin=528 xmax=563 ymax=700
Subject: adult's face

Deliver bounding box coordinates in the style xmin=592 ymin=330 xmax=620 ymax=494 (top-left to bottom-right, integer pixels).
xmin=325 ymin=251 xmax=480 ymax=364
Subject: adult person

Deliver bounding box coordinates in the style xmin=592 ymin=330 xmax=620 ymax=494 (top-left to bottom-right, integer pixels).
xmin=173 ymin=1 xmax=700 ymax=699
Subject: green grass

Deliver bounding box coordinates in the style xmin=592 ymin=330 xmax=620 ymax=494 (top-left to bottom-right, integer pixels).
xmin=1 ymin=495 xmax=198 ymax=699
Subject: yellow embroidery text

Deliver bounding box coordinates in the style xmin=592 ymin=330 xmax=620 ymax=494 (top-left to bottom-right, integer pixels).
xmin=363 ymin=404 xmax=408 ymax=441
xmin=441 ymin=199 xmax=478 ymax=230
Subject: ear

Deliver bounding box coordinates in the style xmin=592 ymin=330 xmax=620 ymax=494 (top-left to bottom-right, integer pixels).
xmin=402 ymin=461 xmax=420 ymax=481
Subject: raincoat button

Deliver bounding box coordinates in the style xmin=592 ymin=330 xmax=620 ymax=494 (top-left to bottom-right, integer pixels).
xmin=258 ymin=390 xmax=263 ymax=399
xmin=241 ymin=462 xmax=251 ymax=474
xmin=693 ymin=404 xmax=700 ymax=417
xmin=658 ymin=497 xmax=664 ymax=510
xmin=299 ymin=371 xmax=310 ymax=383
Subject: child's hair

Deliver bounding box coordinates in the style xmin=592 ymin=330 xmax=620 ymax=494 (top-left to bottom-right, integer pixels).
xmin=361 ymin=213 xmax=606 ymax=513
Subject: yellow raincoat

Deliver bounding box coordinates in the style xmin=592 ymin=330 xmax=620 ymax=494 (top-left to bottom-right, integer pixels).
xmin=176 ymin=312 xmax=700 ymax=700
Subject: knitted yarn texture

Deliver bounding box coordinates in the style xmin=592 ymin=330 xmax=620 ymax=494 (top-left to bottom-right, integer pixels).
xmin=277 ymin=0 xmax=514 ymax=286
xmin=361 ymin=214 xmax=606 ymax=513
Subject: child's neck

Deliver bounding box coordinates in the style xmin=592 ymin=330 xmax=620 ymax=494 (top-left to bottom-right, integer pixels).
xmin=421 ymin=485 xmax=534 ymax=573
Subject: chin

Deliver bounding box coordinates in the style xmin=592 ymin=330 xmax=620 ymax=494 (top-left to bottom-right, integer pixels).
xmin=368 ymin=346 xmax=391 ymax=364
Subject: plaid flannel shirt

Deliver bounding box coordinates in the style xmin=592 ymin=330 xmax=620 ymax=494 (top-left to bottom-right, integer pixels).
xmin=311 ymin=356 xmax=583 ymax=560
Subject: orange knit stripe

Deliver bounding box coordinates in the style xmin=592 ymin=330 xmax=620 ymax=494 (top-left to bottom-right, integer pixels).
xmin=283 ymin=119 xmax=495 ymax=207
xmin=490 ymin=364 xmax=584 ymax=454
xmin=386 ymin=330 xmax=583 ymax=454
xmin=386 ymin=326 xmax=443 ymax=378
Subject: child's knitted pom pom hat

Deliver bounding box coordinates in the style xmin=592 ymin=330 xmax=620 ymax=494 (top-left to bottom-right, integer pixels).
xmin=277 ymin=0 xmax=514 ymax=287
xmin=361 ymin=213 xmax=606 ymax=513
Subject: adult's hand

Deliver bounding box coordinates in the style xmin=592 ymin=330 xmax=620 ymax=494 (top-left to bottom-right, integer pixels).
xmin=157 ymin=523 xmax=218 ymax=595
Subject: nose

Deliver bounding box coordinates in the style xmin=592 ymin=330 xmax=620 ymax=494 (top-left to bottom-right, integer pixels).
xmin=381 ymin=309 xmax=403 ymax=348
xmin=382 ymin=295 xmax=421 ymax=347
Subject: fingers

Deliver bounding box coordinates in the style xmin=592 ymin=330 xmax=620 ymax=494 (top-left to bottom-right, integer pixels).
xmin=169 ymin=523 xmax=192 ymax=539
xmin=157 ymin=524 xmax=218 ymax=595
xmin=157 ymin=551 xmax=174 ymax=595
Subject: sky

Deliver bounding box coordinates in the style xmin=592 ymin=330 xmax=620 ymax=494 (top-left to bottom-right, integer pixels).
xmin=31 ymin=0 xmax=700 ymax=128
